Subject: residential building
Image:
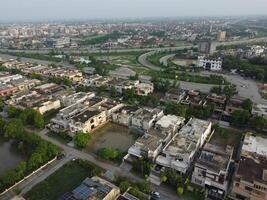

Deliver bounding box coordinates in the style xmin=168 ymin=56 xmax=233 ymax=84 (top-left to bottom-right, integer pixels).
xmin=128 ymin=115 xmax=185 ymax=160
xmin=59 ymin=176 xmax=120 ymax=200
xmin=36 ymin=99 xmax=61 ymax=115
xmin=34 ymin=83 xmax=63 ymax=95
xmin=252 ymin=104 xmax=267 ymax=118
xmin=191 ymin=143 xmax=234 ymax=200
xmin=69 ymin=109 xmax=107 ymax=135
xmin=55 ymin=37 xmax=71 ymax=48
xmin=7 ymin=90 xmax=61 ymax=114
xmin=131 ymin=108 xmax=164 ymax=131
xmin=225 ymin=96 xmax=245 ymax=115
xmin=96 ymin=100 xmax=124 ymax=118
xmin=50 ymin=96 xmax=106 ymax=134
xmin=134 ymin=82 xmax=154 ymax=96
xmin=12 ymin=78 xmax=41 ymax=91
xmin=61 ymin=92 xmax=95 ymax=107
xmin=197 ymin=56 xmax=222 ymax=71
xmin=217 ymin=31 xmax=226 ymax=42
xmin=0 ymin=84 xmax=18 ymax=97
xmin=165 ymin=88 xmax=186 ymax=103
xmin=0 ymin=73 xmax=23 ymax=84
xmin=112 ymin=106 xmax=140 ymax=126
xmin=107 ymin=78 xmax=139 ymax=94
xmin=230 ymin=134 xmax=267 ymax=200
xmin=206 ymin=93 xmax=227 ymax=114
xmin=181 ymin=90 xmax=206 ymax=107
xmin=198 ymin=41 xmax=217 ymax=55
xmin=156 ymin=118 xmax=212 ymax=174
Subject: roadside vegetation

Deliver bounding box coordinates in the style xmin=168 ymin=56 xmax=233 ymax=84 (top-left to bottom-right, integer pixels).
xmin=73 ymin=132 xmax=91 ymax=149
xmin=25 ymin=159 xmax=102 ymax=200
xmin=223 ymin=55 xmax=267 ymax=81
xmin=0 ymin=51 xmax=63 ymax=62
xmin=0 ymin=115 xmax=59 ymax=193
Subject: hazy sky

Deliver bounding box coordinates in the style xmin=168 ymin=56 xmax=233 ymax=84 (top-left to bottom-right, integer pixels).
xmin=1 ymin=0 xmax=267 ymax=21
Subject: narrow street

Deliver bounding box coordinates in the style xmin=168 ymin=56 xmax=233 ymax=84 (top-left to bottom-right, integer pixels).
xmin=15 ymin=128 xmax=180 ymax=200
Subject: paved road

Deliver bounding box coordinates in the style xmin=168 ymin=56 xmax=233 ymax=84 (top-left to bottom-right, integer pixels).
xmin=138 ymin=37 xmax=267 ymax=71
xmin=201 ymin=71 xmax=267 ymax=104
xmin=137 ymin=43 xmax=267 ymax=104
xmin=138 ymin=46 xmax=194 ymax=71
xmin=0 ymin=46 xmax=192 ymax=55
xmin=0 ymin=157 xmax=71 ymax=200
xmin=159 ymin=54 xmax=176 ymax=67
xmin=21 ymin=129 xmax=179 ymax=200
xmin=0 ymin=53 xmax=75 ymax=69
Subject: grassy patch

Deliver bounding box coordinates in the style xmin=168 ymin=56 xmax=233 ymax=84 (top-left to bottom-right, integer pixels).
xmin=47 ymin=131 xmax=72 ymax=144
xmin=210 ymin=126 xmax=242 ymax=160
xmin=25 ymin=160 xmax=102 ymax=200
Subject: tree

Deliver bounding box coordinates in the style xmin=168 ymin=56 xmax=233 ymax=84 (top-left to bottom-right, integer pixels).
xmin=110 ymin=86 xmax=117 ymax=98
xmin=132 ymin=158 xmax=154 ymax=177
xmin=73 ymin=132 xmax=91 ymax=149
xmin=4 ymin=119 xmax=24 ymax=138
xmin=160 ymin=174 xmax=168 ymax=182
xmin=250 ymin=116 xmax=267 ymax=130
xmin=230 ymin=110 xmax=250 ymax=126
xmin=0 ymin=98 xmax=4 ymax=112
xmin=242 ymin=99 xmax=253 ymax=112
xmin=119 ymin=181 xmax=131 ymax=193
xmin=210 ymin=86 xmax=223 ymax=94
xmin=97 ymin=148 xmax=121 ymax=161
xmin=164 ymin=102 xmax=187 ymax=118
xmin=0 ymin=117 xmax=5 ymax=136
xmin=223 ymin=85 xmax=237 ymax=99
xmin=27 ymin=152 xmax=43 ymax=170
xmin=33 ymin=111 xmax=44 ymax=129
xmin=19 ymin=108 xmax=44 ymax=129
xmin=7 ymin=106 xmax=22 ymax=118
xmin=177 ymin=186 xmax=184 ymax=196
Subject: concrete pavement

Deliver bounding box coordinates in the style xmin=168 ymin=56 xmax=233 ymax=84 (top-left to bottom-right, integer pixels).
xmin=0 ymin=157 xmax=71 ymax=200
xmin=35 ymin=129 xmax=180 ymax=200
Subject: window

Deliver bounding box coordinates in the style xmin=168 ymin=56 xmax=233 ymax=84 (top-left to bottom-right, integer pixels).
xmin=245 ymin=186 xmax=252 ymax=192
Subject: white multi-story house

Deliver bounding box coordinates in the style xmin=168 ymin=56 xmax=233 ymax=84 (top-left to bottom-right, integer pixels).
xmin=68 ymin=109 xmax=107 ymax=136
xmin=127 ymin=115 xmax=185 ymax=161
xmin=197 ymin=56 xmax=222 ymax=71
xmin=131 ymin=108 xmax=164 ymax=131
xmin=112 ymin=106 xmax=140 ymax=126
xmin=156 ymin=118 xmax=212 ymax=174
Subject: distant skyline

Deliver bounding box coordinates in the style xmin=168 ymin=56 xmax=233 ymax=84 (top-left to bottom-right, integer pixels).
xmin=1 ymin=0 xmax=267 ymax=22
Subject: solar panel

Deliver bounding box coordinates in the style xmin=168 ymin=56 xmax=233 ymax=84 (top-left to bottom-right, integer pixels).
xmin=73 ymin=184 xmax=97 ymax=200
xmin=58 ymin=192 xmax=76 ymax=200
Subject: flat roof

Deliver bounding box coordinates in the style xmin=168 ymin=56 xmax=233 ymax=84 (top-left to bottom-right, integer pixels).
xmin=242 ymin=134 xmax=267 ymax=157
xmin=179 ymin=118 xmax=211 ymax=138
xmin=164 ymin=133 xmax=197 ymax=155
xmin=72 ymin=110 xmax=101 ymax=123
xmin=156 ymin=115 xmax=185 ymax=129
xmin=237 ymin=156 xmax=267 ymax=184
xmin=196 ymin=143 xmax=233 ymax=173
xmin=114 ymin=105 xmax=139 ymax=114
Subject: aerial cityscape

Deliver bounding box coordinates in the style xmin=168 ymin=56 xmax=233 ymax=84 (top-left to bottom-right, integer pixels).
xmin=0 ymin=1 xmax=267 ymax=200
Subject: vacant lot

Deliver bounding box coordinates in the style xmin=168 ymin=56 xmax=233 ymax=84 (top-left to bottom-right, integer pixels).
xmin=209 ymin=127 xmax=243 ymax=159
xmin=25 ymin=160 xmax=100 ymax=200
xmin=172 ymin=58 xmax=197 ymax=66
xmin=86 ymin=123 xmax=136 ymax=154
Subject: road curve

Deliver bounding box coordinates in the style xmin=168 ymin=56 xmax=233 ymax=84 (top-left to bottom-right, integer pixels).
xmin=159 ymin=54 xmax=176 ymax=66
xmin=138 ymin=46 xmax=194 ymax=71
